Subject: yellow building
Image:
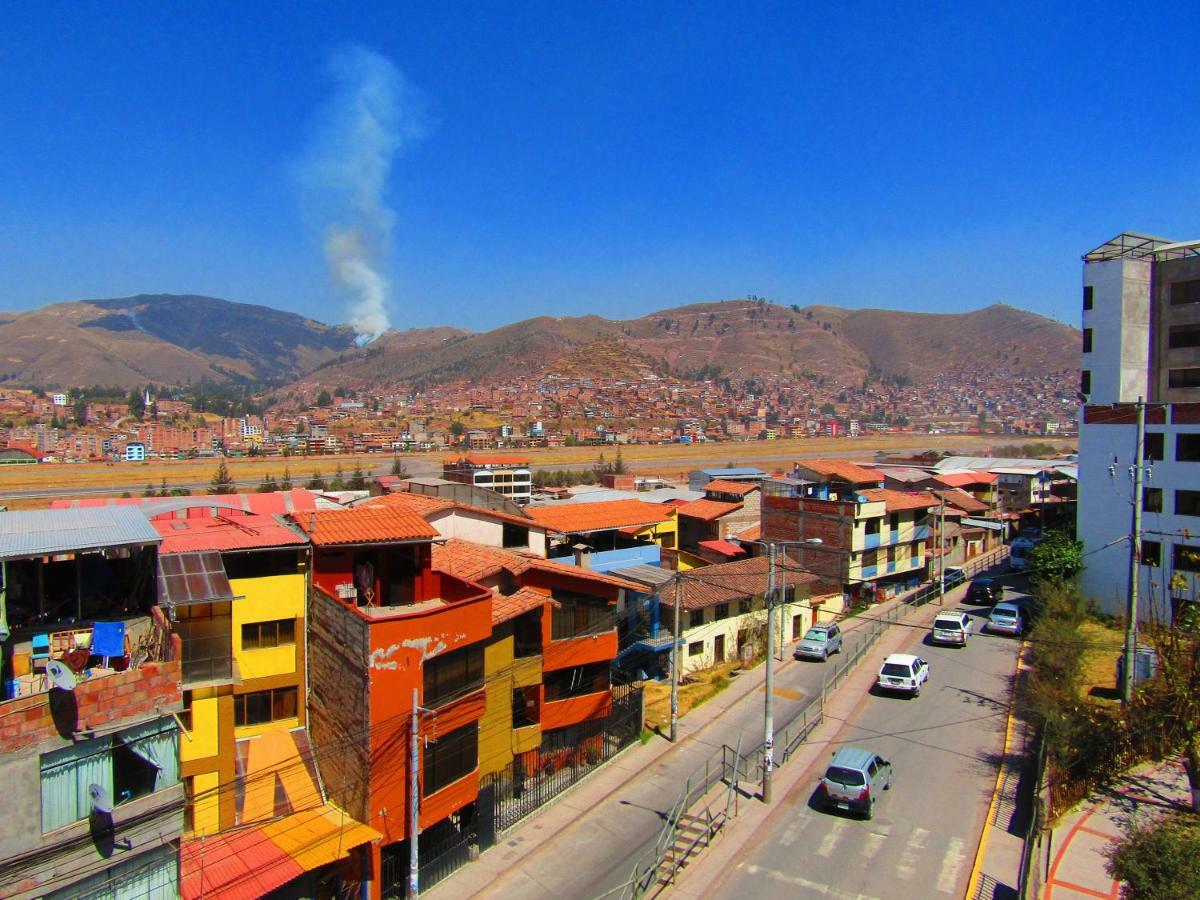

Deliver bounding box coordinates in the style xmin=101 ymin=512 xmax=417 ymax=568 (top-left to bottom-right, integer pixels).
xmin=156 ymin=509 xmax=310 ymax=836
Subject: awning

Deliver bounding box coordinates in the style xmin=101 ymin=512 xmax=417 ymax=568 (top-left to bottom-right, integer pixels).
xmin=157 ymin=552 xmax=237 ymax=607
xmin=180 ymin=807 xmax=379 ymax=899
xmin=962 ymin=517 xmax=1005 ymax=532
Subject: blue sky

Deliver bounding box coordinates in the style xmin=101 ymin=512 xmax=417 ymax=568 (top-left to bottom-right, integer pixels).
xmin=1 ymin=1 xmax=1197 ymax=333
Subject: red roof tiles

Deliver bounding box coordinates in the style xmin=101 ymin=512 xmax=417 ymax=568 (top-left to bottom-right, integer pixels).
xmin=703 ymin=480 xmax=760 ymax=496
xmin=431 ymin=539 xmax=637 ymax=591
xmin=527 ymin=499 xmax=674 ymax=534
xmin=154 ymin=513 xmax=308 ymax=554
xmin=795 ymin=459 xmax=884 ymax=484
xmin=289 ymin=507 xmax=438 ymax=545
xmin=664 ymin=555 xmax=819 ymax=610
xmin=857 ymin=488 xmax=938 ymax=512
xmin=676 ymin=498 xmax=743 ymax=522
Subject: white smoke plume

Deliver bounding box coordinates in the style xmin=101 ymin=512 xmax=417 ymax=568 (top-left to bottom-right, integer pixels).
xmin=298 ymin=46 xmax=425 ymax=345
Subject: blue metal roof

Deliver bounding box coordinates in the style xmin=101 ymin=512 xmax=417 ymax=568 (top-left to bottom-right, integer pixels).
xmin=0 ymin=507 xmax=160 ymax=560
xmin=699 ymin=468 xmax=766 ymax=477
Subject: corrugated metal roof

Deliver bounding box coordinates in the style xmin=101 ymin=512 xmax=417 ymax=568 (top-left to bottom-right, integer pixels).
xmin=157 ymin=552 xmax=236 ymax=606
xmin=608 ymin=562 xmax=674 ymax=588
xmin=0 ymin=506 xmax=160 ymax=560
xmin=154 ymin=513 xmax=308 ymax=554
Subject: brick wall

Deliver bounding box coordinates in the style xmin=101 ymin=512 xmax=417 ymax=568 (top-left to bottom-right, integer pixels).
xmin=0 ymin=659 xmax=183 ymax=753
xmin=307 ymin=587 xmax=372 ymax=822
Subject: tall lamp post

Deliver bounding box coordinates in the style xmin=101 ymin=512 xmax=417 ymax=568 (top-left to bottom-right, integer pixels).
xmin=732 ymin=536 xmax=823 ymax=804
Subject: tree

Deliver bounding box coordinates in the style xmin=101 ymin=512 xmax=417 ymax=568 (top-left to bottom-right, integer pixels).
xmin=280 ymin=468 xmax=293 ymax=491
xmin=158 ymin=478 xmax=169 ymax=497
xmin=449 ymin=420 xmax=466 ymax=440
xmin=305 ymin=471 xmax=327 ymax=490
xmin=390 ymin=456 xmax=409 ymax=478
xmin=1146 ymin=616 xmax=1200 ymax=810
xmin=142 ymin=482 xmax=155 ymax=498
xmin=315 ymin=390 xmax=332 ymax=407
xmin=328 ymin=465 xmax=347 ymax=491
xmin=209 ymin=461 xmax=236 ymax=495
xmin=1106 ymin=815 xmax=1200 ymax=898
xmin=256 ymin=473 xmax=279 ymax=493
xmin=613 ymin=447 xmax=627 ymax=475
xmin=127 ymin=388 xmax=146 ymax=420
xmin=72 ymin=399 xmax=88 ymax=426
xmin=1029 ymin=530 xmax=1085 ymax=582
xmin=348 ymin=465 xmax=367 ymax=490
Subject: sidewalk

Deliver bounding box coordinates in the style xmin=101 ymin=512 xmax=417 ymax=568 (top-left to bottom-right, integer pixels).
xmin=1041 ymin=757 xmax=1192 ymax=900
xmin=668 ymin=594 xmax=950 ymax=898
xmin=425 ymin=589 xmax=929 ymax=900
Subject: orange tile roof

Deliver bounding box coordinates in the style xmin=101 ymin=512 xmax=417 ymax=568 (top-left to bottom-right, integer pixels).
xmin=738 ymin=524 xmax=761 ymax=541
xmin=664 ymin=555 xmax=818 ymax=611
xmin=703 ymin=480 xmax=760 ymax=496
xmin=527 ymin=499 xmax=674 ymax=534
xmin=289 ymin=506 xmax=438 ymax=545
xmin=362 ymin=491 xmax=542 ymax=529
xmin=431 ymin=539 xmax=638 ymax=591
xmin=858 ymin=488 xmax=938 ymax=512
xmin=491 ymin=586 xmax=551 ymax=625
xmin=675 ymin=499 xmax=744 ymax=522
xmin=795 ymin=458 xmax=884 ymax=484
xmin=935 ymin=471 xmax=999 ymax=487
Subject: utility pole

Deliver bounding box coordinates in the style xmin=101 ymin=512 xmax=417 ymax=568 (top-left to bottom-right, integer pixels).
xmin=937 ymin=495 xmax=946 ymax=601
xmin=1122 ymin=397 xmax=1146 ymax=703
xmin=669 ymin=574 xmax=682 ymax=742
xmin=763 ymin=542 xmax=777 ymax=803
xmin=408 ymin=687 xmax=427 ymax=899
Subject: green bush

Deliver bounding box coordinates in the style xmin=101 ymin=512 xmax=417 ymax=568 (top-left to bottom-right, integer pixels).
xmin=1107 ymin=814 xmax=1200 ymax=899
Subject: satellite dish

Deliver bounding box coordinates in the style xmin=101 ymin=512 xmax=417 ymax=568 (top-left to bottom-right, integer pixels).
xmin=46 ymin=659 xmax=77 ymax=692
xmin=89 ymin=782 xmax=114 ymax=815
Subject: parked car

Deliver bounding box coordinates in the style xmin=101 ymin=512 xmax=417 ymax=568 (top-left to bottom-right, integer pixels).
xmin=987 ymin=601 xmax=1025 ymax=636
xmin=817 ymin=746 xmax=892 ymax=819
xmin=942 ymin=566 xmax=967 ymax=589
xmin=1009 ymin=538 xmax=1039 ymax=572
xmin=876 ymin=653 xmax=930 ymax=696
xmin=794 ymin=623 xmax=843 ymax=661
xmin=965 ymin=577 xmax=1002 ymax=605
xmin=931 ymin=611 xmax=973 ymax=646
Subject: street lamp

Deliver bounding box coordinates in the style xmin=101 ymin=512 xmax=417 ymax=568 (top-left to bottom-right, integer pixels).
xmin=731 ymin=536 xmax=822 ymax=804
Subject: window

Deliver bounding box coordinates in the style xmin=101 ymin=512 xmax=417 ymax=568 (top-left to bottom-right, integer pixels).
xmin=512 ymin=689 xmax=537 ymax=728
xmin=43 ymin=844 xmax=178 ymax=900
xmin=1083 ymin=285 xmax=1093 ymax=310
xmin=1143 ymin=488 xmax=1163 ymax=513
xmin=40 ymin=718 xmax=179 ymax=832
xmin=1080 ymin=370 xmax=1092 ymax=396
xmin=550 ymin=591 xmax=613 ymax=640
xmin=423 ymin=645 xmax=484 ymax=708
xmin=223 ymin=550 xmax=300 ymax=580
xmin=241 ymin=618 xmax=295 ymax=650
xmin=1177 ymin=434 xmax=1200 ymax=462
xmin=1168 ymin=324 xmax=1200 ymax=349
xmin=714 ymin=603 xmax=730 ymax=621
xmin=543 ymin=662 xmax=609 ymax=701
xmin=739 ymin=598 xmax=752 ymax=615
xmin=175 ymin=601 xmax=233 ymax=685
xmin=1173 ymin=544 xmax=1200 ymax=573
xmin=513 ymin=610 xmax=541 ymax=658
xmin=1141 ymin=540 xmax=1161 ymax=567
xmin=1145 ymin=433 xmax=1165 ymax=461
xmin=502 ymin=522 xmax=529 ymax=549
xmin=889 ymin=513 xmax=900 ymax=531
xmin=234 ymin=686 xmax=298 ymax=727
xmin=688 ymin=641 xmax=704 ymax=657
xmin=864 ymin=518 xmax=881 ymax=535
xmin=1168 ymin=368 xmax=1200 ymax=389
xmin=1170 ymin=279 xmax=1200 ymax=306
xmin=688 ymin=609 xmax=704 ymax=629
xmin=423 ymin=722 xmax=478 ymax=797
xmin=1082 ymin=328 xmax=1093 ymax=353
xmin=1176 ymin=491 xmax=1200 ymax=517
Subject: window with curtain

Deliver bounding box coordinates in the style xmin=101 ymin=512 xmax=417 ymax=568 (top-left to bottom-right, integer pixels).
xmin=40 ymin=718 xmax=179 ymax=833
xmin=44 ymin=843 xmax=178 ymax=900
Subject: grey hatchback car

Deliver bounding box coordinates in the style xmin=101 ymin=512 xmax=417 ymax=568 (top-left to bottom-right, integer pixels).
xmin=818 ymin=747 xmax=892 ymax=819
xmin=794 ymin=623 xmax=843 ymax=661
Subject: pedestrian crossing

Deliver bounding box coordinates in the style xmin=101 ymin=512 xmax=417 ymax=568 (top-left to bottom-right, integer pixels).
xmin=746 ymin=814 xmax=970 ymax=895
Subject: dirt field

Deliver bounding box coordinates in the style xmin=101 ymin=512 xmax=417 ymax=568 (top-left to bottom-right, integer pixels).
xmin=0 ymin=432 xmax=1075 ymax=508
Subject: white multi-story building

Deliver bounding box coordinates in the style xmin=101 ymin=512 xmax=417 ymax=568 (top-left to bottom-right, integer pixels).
xmin=1078 ymin=232 xmax=1200 ymax=622
xmin=442 ymin=454 xmax=533 ymax=505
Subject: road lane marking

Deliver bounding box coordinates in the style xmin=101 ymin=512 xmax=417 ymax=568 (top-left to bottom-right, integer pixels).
xmin=936 ymin=837 xmax=967 ymax=893
xmin=895 ymin=826 xmax=930 ymax=880
xmin=861 ymin=829 xmax=888 ymax=861
xmin=743 ymin=864 xmax=883 ymax=900
xmin=817 ymin=819 xmax=847 ymax=857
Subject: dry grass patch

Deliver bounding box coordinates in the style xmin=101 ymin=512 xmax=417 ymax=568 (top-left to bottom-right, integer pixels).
xmin=1078 ymin=620 xmax=1126 ymax=703
xmin=642 ymin=660 xmax=747 ymax=731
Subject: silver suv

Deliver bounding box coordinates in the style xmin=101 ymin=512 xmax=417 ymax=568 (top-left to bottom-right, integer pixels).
xmin=794 ymin=623 xmax=843 ymax=661
xmin=818 ymin=747 xmax=892 ymax=819
xmin=931 ymin=611 xmax=973 ymax=646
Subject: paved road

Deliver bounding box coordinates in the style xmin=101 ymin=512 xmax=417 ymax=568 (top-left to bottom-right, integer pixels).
xmin=472 ymin=613 xmax=895 ymax=900
xmin=708 ymin=594 xmax=1025 ymax=900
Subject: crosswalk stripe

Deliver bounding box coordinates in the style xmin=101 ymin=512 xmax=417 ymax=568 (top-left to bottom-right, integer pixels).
xmin=743 ymin=864 xmax=883 ymax=900
xmin=817 ymin=819 xmax=847 ymax=857
xmin=895 ymin=826 xmax=930 ymax=880
xmin=936 ymin=837 xmax=967 ymax=893
xmin=861 ymin=830 xmax=887 ymax=861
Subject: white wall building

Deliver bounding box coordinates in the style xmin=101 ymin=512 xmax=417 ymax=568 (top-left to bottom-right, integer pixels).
xmin=1078 ymin=232 xmax=1200 ymax=622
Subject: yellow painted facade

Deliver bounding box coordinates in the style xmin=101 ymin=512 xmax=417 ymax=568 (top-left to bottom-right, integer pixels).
xmin=230 ymin=573 xmax=305 ymax=681
xmin=480 ymin=630 xmax=543 ymax=777
xmin=182 ymin=691 xmax=221 ymax=762
xmin=191 ymin=771 xmax=221 ymax=836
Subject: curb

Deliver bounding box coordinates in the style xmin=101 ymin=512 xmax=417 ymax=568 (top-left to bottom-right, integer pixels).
xmin=963 ymin=639 xmax=1027 ymax=900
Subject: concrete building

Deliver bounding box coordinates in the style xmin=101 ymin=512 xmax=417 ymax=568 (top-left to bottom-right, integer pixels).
xmin=0 ymin=508 xmax=184 ymax=899
xmin=1078 ymin=232 xmax=1200 ymax=621
xmin=442 ymin=455 xmax=533 ymax=506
